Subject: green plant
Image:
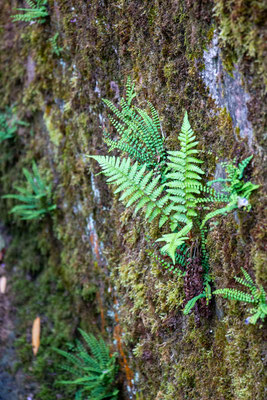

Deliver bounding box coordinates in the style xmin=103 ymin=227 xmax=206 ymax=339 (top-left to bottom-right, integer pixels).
xmin=213 ymin=268 xmax=267 ymax=325
xmin=201 ymin=156 xmax=259 ymax=228
xmin=88 ymin=78 xmax=259 ymax=320
xmin=102 ymin=77 xmax=166 ymax=170
xmin=49 ymin=33 xmax=63 ymax=56
xmin=0 ymin=108 xmax=27 ymax=143
xmin=89 ymin=84 xmax=228 ymax=263
xmin=11 ymin=0 xmax=48 ymax=24
xmin=54 ymin=329 xmax=119 ymax=400
xmin=2 ymin=161 xmax=56 ymax=220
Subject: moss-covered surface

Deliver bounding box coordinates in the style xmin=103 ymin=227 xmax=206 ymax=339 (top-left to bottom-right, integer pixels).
xmin=0 ymin=1 xmax=266 ymax=399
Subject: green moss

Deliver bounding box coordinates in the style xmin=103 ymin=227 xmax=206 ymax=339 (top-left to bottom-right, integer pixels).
xmin=0 ymin=1 xmax=265 ymax=399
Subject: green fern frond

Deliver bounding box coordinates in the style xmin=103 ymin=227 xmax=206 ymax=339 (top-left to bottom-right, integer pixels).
xmin=200 ymin=200 xmax=237 ymax=228
xmin=213 ymin=268 xmax=267 ymax=325
xmin=2 ymin=161 xmax=56 ymax=220
xmin=237 ymin=155 xmax=253 ymax=179
xmin=0 ymin=108 xmax=27 ymax=143
xmin=125 ymin=76 xmax=136 ymax=105
xmin=49 ymin=33 xmax=63 ymax=56
xmin=213 ymin=288 xmax=255 ymax=303
xmin=183 ymin=293 xmax=206 ymax=315
xmin=88 ymin=156 xmax=172 ymax=226
xmin=156 ymin=221 xmax=193 ymax=263
xmin=148 ymin=250 xmax=186 ymax=276
xmin=12 ymin=0 xmax=48 ymax=24
xmin=54 ymin=330 xmax=119 ymax=400
xmin=102 ymin=78 xmax=165 ymax=168
xmin=165 ymin=112 xmax=205 ymax=225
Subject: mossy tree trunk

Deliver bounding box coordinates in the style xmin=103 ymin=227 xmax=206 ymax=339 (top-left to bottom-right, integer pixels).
xmin=0 ymin=1 xmax=266 ymax=399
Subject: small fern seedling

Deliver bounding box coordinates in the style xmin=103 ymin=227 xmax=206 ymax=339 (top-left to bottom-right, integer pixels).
xmin=12 ymin=0 xmax=49 ymax=24
xmin=54 ymin=329 xmax=119 ymax=400
xmin=201 ymin=156 xmax=259 ymax=228
xmin=213 ymin=268 xmax=267 ymax=325
xmin=49 ymin=33 xmax=63 ymax=56
xmin=2 ymin=161 xmax=56 ymax=220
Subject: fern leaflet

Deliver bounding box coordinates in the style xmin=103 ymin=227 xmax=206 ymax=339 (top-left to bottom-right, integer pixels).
xmin=213 ymin=268 xmax=267 ymax=325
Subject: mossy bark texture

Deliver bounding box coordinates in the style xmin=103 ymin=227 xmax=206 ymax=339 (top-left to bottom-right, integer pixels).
xmin=0 ymin=1 xmax=266 ymax=399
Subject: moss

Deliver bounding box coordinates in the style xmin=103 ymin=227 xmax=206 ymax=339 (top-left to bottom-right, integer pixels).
xmin=43 ymin=106 xmax=64 ymax=147
xmin=0 ymin=1 xmax=265 ymax=399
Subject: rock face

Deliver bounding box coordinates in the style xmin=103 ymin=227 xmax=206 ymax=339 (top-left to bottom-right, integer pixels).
xmin=0 ymin=1 xmax=266 ymax=400
xmin=202 ymin=34 xmax=254 ymax=148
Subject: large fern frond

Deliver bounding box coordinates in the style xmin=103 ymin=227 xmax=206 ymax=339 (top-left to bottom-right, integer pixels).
xmin=88 ymin=155 xmax=172 ymax=225
xmin=165 ymin=112 xmax=205 ymax=225
xmin=213 ymin=288 xmax=255 ymax=303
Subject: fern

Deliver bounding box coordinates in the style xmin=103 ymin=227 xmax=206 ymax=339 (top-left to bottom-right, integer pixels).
xmin=0 ymin=108 xmax=28 ymax=143
xmin=12 ymin=0 xmax=48 ymax=24
xmin=156 ymin=112 xmax=206 ymax=261
xmin=49 ymin=33 xmax=63 ymax=56
xmin=183 ymin=292 xmax=206 ymax=315
xmin=87 ymin=156 xmax=174 ymax=225
xmin=213 ymin=268 xmax=267 ymax=325
xmin=2 ymin=161 xmax=56 ymax=220
xmin=54 ymin=329 xmax=119 ymax=400
xmin=165 ymin=112 xmax=205 ymax=221
xmin=201 ymin=156 xmax=259 ymax=228
xmin=102 ymin=77 xmax=165 ymax=169
xmin=89 ymin=78 xmax=260 ymax=324
xmin=148 ymin=250 xmax=186 ymax=277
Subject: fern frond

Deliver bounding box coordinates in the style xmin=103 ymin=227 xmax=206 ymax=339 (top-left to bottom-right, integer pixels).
xmin=126 ymin=76 xmax=136 ymax=105
xmin=200 ymin=200 xmax=237 ymax=228
xmin=156 ymin=221 xmax=193 ymax=263
xmin=148 ymin=250 xmax=186 ymax=276
xmin=165 ymin=112 xmax=205 ymax=228
xmin=237 ymin=155 xmax=253 ymax=179
xmin=183 ymin=293 xmax=206 ymax=315
xmin=12 ymin=0 xmax=48 ymax=24
xmin=2 ymin=162 xmax=55 ymax=220
xmin=213 ymin=288 xmax=255 ymax=303
xmin=102 ymin=79 xmax=165 ymax=168
xmin=88 ymin=156 xmax=171 ymax=226
xmin=55 ymin=330 xmax=119 ymax=400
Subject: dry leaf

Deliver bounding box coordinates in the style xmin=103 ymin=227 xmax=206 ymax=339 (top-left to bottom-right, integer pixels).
xmin=0 ymin=276 xmax=7 ymax=294
xmin=32 ymin=316 xmax=41 ymax=355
